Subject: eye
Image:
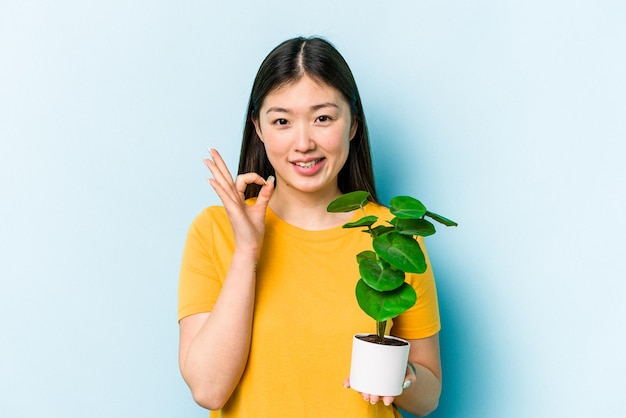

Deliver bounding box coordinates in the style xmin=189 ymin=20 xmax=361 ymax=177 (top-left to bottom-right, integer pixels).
xmin=316 ymin=115 xmax=332 ymax=123
xmin=272 ymin=118 xmax=289 ymax=126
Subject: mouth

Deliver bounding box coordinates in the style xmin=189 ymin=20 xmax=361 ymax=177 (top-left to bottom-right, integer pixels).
xmin=292 ymin=158 xmax=324 ymax=168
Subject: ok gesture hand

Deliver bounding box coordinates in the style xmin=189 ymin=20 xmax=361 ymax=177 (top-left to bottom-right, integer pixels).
xmin=204 ymin=149 xmax=275 ymax=256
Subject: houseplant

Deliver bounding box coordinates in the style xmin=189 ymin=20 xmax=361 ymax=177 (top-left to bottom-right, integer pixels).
xmin=327 ymin=190 xmax=457 ymax=396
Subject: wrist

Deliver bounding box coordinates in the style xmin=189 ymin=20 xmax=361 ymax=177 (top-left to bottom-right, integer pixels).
xmin=231 ymin=246 xmax=260 ymax=271
xmin=233 ymin=243 xmax=261 ymax=258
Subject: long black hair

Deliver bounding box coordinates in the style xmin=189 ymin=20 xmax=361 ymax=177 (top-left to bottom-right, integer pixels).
xmin=238 ymin=36 xmax=378 ymax=202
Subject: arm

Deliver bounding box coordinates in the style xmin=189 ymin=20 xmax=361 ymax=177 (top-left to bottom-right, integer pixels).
xmin=392 ymin=334 xmax=442 ymax=416
xmin=178 ymin=149 xmax=275 ymax=410
xmin=178 ymin=249 xmax=258 ymax=410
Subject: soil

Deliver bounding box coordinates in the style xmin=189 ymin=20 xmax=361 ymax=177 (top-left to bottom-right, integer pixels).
xmin=357 ymin=334 xmax=409 ymax=346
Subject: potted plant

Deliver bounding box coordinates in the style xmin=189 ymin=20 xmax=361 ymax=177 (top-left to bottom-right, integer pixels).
xmin=327 ymin=190 xmax=457 ymax=396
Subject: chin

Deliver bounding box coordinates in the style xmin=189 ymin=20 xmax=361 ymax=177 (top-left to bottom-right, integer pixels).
xmin=292 ymin=183 xmax=337 ymax=195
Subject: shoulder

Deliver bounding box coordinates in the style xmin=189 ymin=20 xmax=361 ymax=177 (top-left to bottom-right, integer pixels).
xmin=363 ymin=201 xmax=392 ymax=219
xmin=184 ymin=205 xmax=235 ymax=255
xmin=186 ymin=206 xmax=233 ymax=245
xmin=189 ymin=197 xmax=258 ymax=234
xmin=191 ymin=205 xmax=228 ymax=229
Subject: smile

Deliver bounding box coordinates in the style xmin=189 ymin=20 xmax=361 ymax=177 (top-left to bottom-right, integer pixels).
xmin=293 ymin=159 xmax=323 ymax=168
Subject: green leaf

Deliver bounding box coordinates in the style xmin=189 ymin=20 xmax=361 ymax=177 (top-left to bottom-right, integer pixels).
xmin=327 ymin=191 xmax=370 ymax=212
xmin=425 ymin=211 xmax=458 ymax=227
xmin=342 ymin=215 xmax=378 ymax=229
xmin=395 ymin=218 xmax=436 ymax=237
xmin=373 ymin=232 xmax=427 ymax=274
xmin=369 ymin=225 xmax=394 ymax=237
xmin=389 ymin=196 xmax=427 ymax=219
xmin=355 ymin=280 xmax=417 ymax=322
xmin=359 ymin=258 xmax=406 ymax=291
xmin=356 ymin=250 xmax=377 ymax=263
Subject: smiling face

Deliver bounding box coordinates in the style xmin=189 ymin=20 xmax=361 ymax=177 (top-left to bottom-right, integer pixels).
xmin=253 ymin=75 xmax=357 ymax=202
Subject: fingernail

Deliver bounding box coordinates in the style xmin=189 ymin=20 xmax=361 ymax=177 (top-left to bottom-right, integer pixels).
xmin=384 ymin=400 xmax=391 ymax=406
xmin=403 ymin=380 xmax=412 ymax=389
xmin=267 ymin=175 xmax=275 ymax=183
xmin=370 ymin=400 xmax=377 ymax=405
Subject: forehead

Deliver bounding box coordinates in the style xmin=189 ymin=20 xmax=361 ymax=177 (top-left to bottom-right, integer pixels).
xmin=262 ymin=76 xmax=347 ymax=108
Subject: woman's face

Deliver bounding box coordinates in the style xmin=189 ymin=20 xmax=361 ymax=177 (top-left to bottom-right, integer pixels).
xmin=253 ymin=75 xmax=357 ymax=199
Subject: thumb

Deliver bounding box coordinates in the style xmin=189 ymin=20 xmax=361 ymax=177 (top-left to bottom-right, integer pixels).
xmin=255 ymin=175 xmax=275 ymax=207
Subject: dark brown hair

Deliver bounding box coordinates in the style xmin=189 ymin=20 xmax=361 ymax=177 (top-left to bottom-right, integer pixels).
xmin=238 ymin=36 xmax=377 ymax=202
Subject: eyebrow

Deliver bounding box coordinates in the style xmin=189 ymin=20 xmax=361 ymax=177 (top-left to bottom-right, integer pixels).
xmin=265 ymin=102 xmax=340 ymax=114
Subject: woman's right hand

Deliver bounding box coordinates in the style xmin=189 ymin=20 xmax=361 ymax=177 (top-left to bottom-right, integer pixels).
xmin=204 ymin=148 xmax=275 ymax=255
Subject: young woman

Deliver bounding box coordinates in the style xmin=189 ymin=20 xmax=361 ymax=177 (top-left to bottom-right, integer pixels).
xmin=178 ymin=36 xmax=442 ymax=417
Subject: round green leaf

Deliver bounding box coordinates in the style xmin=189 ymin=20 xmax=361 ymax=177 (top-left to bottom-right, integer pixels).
xmin=370 ymin=225 xmax=394 ymax=237
xmin=356 ymin=250 xmax=377 ymax=263
xmin=389 ymin=196 xmax=427 ymax=219
xmin=373 ymin=232 xmax=427 ymax=274
xmin=395 ymin=218 xmax=436 ymax=237
xmin=425 ymin=211 xmax=458 ymax=227
xmin=342 ymin=215 xmax=378 ymax=229
xmin=327 ymin=191 xmax=370 ymax=212
xmin=359 ymin=257 xmax=406 ymax=291
xmin=355 ymin=280 xmax=418 ymax=322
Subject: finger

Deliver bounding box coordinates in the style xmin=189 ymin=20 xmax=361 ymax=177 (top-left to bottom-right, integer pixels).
xmin=382 ymin=396 xmax=394 ymax=407
xmin=368 ymin=394 xmax=380 ymax=405
xmin=207 ymin=177 xmax=239 ymax=207
xmin=255 ymin=175 xmax=275 ymax=206
xmin=204 ymin=157 xmax=236 ymax=196
xmin=234 ymin=173 xmax=268 ymax=196
xmin=208 ymin=148 xmax=234 ymax=183
xmin=204 ymin=158 xmax=235 ymax=201
xmin=401 ymin=362 xmax=416 ymax=390
xmin=204 ymin=149 xmax=240 ymax=200
xmin=343 ymin=377 xmax=351 ymax=389
xmin=209 ymin=173 xmax=265 ymax=208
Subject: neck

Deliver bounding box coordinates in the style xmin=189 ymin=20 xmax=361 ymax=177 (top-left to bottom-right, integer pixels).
xmin=268 ymin=186 xmax=353 ymax=230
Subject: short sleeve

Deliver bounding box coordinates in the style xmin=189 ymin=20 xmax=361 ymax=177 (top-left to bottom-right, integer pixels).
xmin=391 ymin=237 xmax=441 ymax=339
xmin=177 ymin=206 xmax=232 ymax=322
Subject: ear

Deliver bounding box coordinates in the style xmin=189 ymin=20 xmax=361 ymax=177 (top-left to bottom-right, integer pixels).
xmin=349 ymin=117 xmax=358 ymax=141
xmin=253 ymin=118 xmax=264 ymax=142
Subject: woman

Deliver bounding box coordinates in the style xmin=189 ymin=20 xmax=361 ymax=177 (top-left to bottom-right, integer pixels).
xmin=178 ymin=36 xmax=441 ymax=417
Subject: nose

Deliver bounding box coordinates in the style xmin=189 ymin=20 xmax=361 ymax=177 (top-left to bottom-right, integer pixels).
xmin=293 ymin=123 xmax=315 ymax=152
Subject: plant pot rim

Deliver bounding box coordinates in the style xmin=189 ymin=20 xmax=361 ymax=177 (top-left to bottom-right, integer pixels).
xmin=353 ymin=333 xmax=410 ymax=346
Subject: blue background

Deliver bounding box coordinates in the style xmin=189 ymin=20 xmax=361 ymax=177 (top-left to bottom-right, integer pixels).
xmin=1 ymin=1 xmax=624 ymax=417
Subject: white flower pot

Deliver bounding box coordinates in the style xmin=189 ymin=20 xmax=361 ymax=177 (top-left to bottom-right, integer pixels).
xmin=349 ymin=334 xmax=410 ymax=396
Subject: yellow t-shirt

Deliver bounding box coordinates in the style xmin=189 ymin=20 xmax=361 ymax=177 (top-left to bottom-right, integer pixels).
xmin=178 ymin=201 xmax=441 ymax=417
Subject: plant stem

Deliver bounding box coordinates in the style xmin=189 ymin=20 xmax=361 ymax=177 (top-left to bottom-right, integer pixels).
xmin=363 ymin=202 xmax=386 ymax=344
xmin=376 ymin=320 xmax=386 ymax=343
xmin=361 ymin=205 xmax=374 ymax=238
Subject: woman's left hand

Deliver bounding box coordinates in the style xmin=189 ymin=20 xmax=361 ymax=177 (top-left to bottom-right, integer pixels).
xmin=343 ymin=362 xmax=417 ymax=407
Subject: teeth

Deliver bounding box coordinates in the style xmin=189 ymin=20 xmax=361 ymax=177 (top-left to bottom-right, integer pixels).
xmin=294 ymin=159 xmax=320 ymax=168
